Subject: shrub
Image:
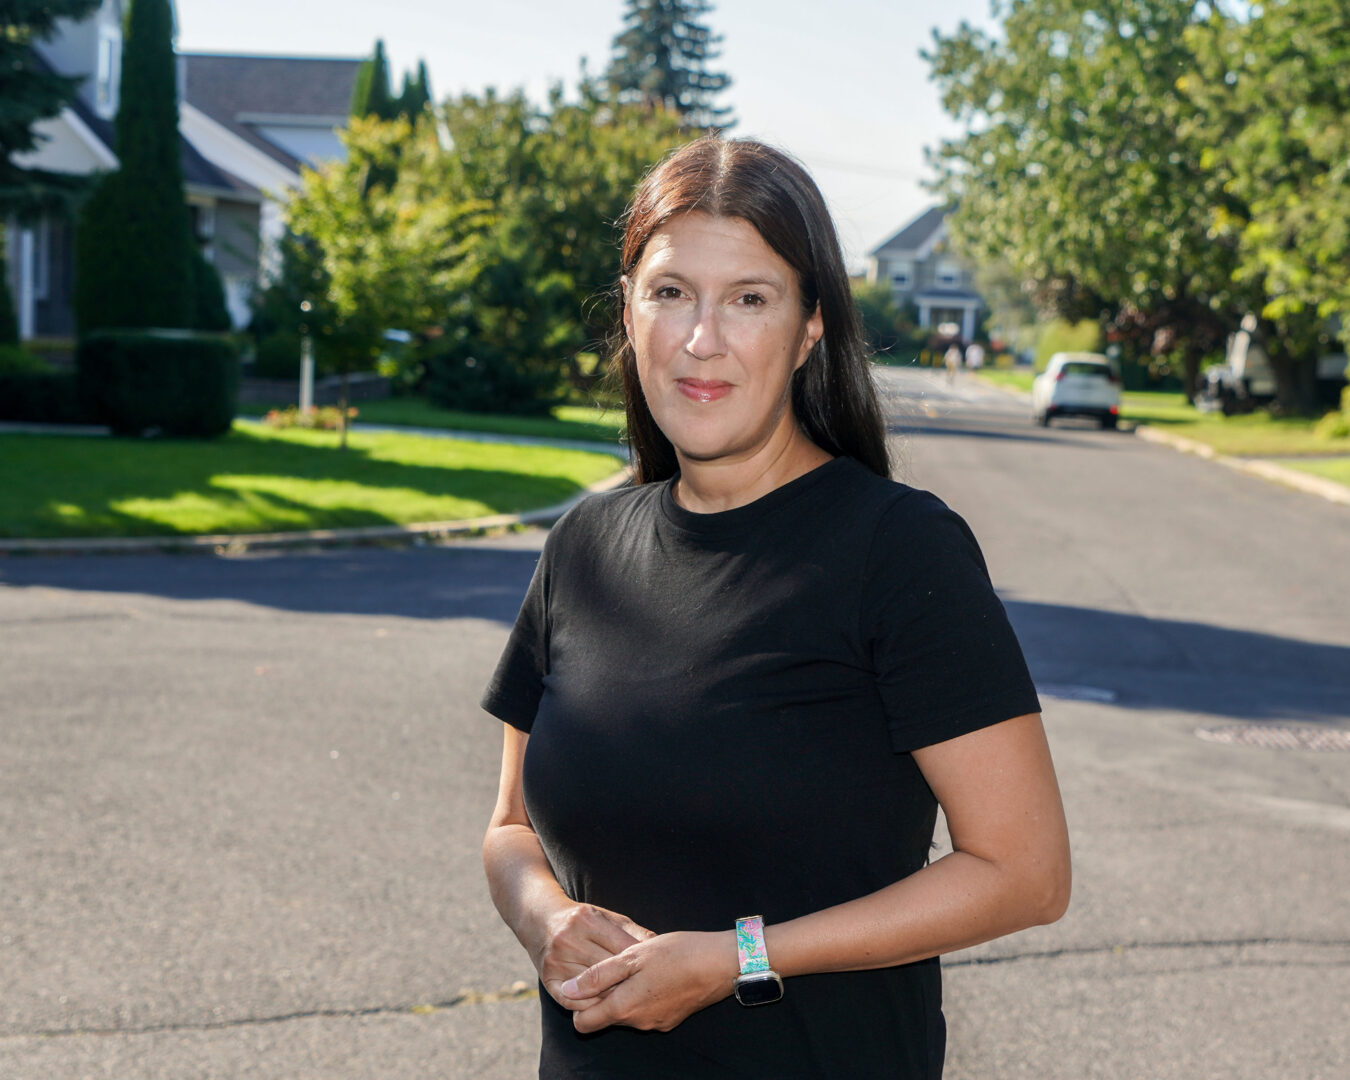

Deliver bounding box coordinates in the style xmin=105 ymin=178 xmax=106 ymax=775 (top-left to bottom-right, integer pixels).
xmin=0 ymin=370 xmax=86 ymax=423
xmin=253 ymin=331 xmax=303 ymax=379
xmin=424 ymin=343 xmax=561 ymax=416
xmin=0 ymin=344 xmax=51 ymax=375
xmin=1314 ymin=408 xmax=1350 ymax=441
xmin=77 ymin=329 xmax=240 ymax=437
xmin=1033 ymin=319 xmax=1103 ymax=371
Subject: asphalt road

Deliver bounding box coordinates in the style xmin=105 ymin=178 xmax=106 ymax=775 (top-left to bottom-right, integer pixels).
xmin=2 ymin=367 xmax=1347 ymax=1079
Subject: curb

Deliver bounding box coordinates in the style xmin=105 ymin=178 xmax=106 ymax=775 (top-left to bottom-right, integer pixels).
xmin=1133 ymin=425 xmax=1350 ymax=508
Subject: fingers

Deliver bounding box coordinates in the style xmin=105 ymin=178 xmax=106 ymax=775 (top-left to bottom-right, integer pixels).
xmin=559 ymin=951 xmax=632 ymax=1003
xmin=535 ymin=904 xmax=649 ymax=1012
xmin=583 ymin=907 xmax=645 ymax=956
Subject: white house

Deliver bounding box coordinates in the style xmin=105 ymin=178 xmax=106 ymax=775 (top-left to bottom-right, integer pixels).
xmin=5 ymin=0 xmax=361 ymax=340
xmin=866 ymin=206 xmax=986 ymax=342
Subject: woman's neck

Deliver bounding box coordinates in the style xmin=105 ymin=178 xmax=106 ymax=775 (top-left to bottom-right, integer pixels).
xmin=672 ymin=430 xmax=833 ymax=514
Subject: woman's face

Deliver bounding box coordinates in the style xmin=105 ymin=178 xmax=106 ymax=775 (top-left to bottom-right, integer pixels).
xmin=623 ymin=212 xmax=823 ymax=469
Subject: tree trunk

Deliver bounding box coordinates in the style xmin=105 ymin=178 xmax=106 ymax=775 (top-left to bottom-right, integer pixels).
xmin=1181 ymin=346 xmax=1203 ymax=404
xmin=339 ymin=369 xmax=350 ymax=450
xmin=1270 ymin=354 xmax=1318 ymax=416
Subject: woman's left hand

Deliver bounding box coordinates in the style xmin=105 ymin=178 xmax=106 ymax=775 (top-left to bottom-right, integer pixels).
xmin=558 ymin=929 xmax=739 ymax=1033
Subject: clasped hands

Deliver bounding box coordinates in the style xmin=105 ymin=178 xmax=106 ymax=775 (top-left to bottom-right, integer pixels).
xmin=530 ymin=901 xmax=739 ymax=1033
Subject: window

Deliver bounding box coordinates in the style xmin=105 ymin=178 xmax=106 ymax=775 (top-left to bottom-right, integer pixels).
xmin=189 ymin=203 xmax=217 ymax=243
xmin=96 ymin=25 xmax=122 ymax=118
xmin=890 ymin=265 xmax=912 ymax=290
xmin=935 ymin=262 xmax=962 ymax=287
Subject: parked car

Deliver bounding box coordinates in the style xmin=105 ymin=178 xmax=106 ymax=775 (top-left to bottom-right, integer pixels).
xmin=1032 ymin=352 xmax=1122 ymax=428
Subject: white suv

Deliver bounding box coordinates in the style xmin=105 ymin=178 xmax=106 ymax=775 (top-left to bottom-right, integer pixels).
xmin=1032 ymin=352 xmax=1122 ymax=429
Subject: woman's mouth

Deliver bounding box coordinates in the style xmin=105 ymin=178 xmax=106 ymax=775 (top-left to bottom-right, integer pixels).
xmin=676 ymin=379 xmax=733 ymax=403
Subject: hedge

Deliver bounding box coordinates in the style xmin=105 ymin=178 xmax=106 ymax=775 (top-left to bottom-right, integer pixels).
xmin=0 ymin=371 xmax=88 ymax=423
xmin=77 ymin=329 xmax=240 ymax=437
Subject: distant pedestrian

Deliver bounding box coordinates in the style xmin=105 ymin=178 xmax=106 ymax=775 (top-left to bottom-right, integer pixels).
xmin=965 ymin=342 xmax=985 ymax=372
xmin=944 ymin=342 xmax=964 ymax=383
xmin=481 ymin=136 xmax=1070 ymax=1080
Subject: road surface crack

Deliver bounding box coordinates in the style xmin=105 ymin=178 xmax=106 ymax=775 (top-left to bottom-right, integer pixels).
xmin=1 ymin=982 xmax=538 ymax=1042
xmin=948 ymin=936 xmax=1350 ymax=970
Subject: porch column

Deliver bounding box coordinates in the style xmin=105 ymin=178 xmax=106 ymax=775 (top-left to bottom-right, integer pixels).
xmin=961 ymin=304 xmax=976 ymax=342
xmin=17 ymin=226 xmax=35 ymax=340
xmin=918 ymin=300 xmax=931 ymax=328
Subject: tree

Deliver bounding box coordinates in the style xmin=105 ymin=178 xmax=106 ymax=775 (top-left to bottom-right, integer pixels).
xmin=924 ymin=0 xmax=1250 ymax=398
xmin=608 ymin=0 xmax=734 ymax=130
xmin=0 ymin=0 xmax=103 ymax=341
xmin=284 ymin=114 xmax=487 ymax=443
xmin=74 ymin=0 xmax=223 ymax=333
xmin=397 ymin=61 xmax=433 ymax=120
xmin=349 ymin=40 xmax=397 ymax=121
xmin=1183 ymin=0 xmax=1350 ymax=413
xmin=431 ymin=76 xmax=687 ymax=411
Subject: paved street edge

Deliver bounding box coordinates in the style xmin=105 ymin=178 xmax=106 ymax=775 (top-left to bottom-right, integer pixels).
xmin=1132 ymin=425 xmax=1350 ymax=508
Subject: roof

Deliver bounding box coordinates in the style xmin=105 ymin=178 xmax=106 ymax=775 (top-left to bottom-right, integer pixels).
xmin=870 ymin=205 xmax=950 ymax=257
xmin=179 ymin=53 xmax=363 ymax=173
xmin=28 ymin=47 xmax=258 ymax=200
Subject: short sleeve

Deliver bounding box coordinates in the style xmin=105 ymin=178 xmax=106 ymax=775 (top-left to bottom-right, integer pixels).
xmin=480 ymin=546 xmax=550 ymax=732
xmin=864 ymin=492 xmax=1041 ymax=753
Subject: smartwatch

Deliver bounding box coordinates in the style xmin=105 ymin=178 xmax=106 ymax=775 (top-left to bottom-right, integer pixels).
xmin=733 ymin=915 xmax=784 ymax=1006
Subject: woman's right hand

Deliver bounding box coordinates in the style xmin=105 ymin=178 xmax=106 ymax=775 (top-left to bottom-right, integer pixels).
xmin=528 ymin=902 xmax=656 ymax=1011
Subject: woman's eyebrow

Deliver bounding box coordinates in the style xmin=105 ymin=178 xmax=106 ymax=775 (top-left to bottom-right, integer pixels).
xmin=646 ymin=270 xmax=785 ymax=290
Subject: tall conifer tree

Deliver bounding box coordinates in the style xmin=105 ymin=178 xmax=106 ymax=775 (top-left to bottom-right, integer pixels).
xmin=350 ymin=40 xmax=397 ymax=120
xmin=75 ymin=0 xmax=200 ymax=331
xmin=608 ymin=0 xmax=733 ymax=130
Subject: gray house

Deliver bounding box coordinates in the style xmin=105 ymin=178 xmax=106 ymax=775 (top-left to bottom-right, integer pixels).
xmin=6 ymin=0 xmax=360 ymax=342
xmin=866 ymin=206 xmax=986 ymax=342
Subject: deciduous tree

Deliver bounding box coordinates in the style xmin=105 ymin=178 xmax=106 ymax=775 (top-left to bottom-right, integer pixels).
xmin=1183 ymin=0 xmax=1350 ymax=412
xmin=924 ymin=0 xmax=1249 ymax=397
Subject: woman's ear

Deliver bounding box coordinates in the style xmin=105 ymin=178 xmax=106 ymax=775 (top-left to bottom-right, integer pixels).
xmin=796 ymin=305 xmax=824 ymax=370
xmin=621 ymin=275 xmax=634 ymax=344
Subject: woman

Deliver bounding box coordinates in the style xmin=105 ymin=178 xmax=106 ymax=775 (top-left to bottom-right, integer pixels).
xmin=481 ymin=137 xmax=1070 ymax=1079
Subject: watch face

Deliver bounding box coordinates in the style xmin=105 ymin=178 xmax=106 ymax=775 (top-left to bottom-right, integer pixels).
xmin=735 ymin=973 xmax=784 ymax=1006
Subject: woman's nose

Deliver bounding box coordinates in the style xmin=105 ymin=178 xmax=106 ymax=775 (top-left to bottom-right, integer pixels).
xmin=685 ymin=303 xmax=726 ymax=361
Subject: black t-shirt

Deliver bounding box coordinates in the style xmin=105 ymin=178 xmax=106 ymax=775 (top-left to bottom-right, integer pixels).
xmin=482 ymin=456 xmax=1041 ymax=1079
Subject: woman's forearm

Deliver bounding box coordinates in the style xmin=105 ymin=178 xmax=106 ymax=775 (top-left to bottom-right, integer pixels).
xmin=482 ymin=822 xmax=573 ymax=951
xmin=766 ymin=846 xmax=1068 ymax=978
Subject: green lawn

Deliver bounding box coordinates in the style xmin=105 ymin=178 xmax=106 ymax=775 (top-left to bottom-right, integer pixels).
xmin=238 ymin=397 xmax=627 ymax=445
xmin=0 ymin=420 xmax=622 ymax=540
xmin=972 ymin=368 xmax=1036 ymax=394
xmin=1274 ymin=457 xmax=1350 ymax=488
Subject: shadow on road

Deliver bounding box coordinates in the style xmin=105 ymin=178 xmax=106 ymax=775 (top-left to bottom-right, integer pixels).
xmin=3 ymin=547 xmax=1346 ymax=723
xmin=0 ymin=543 xmax=542 ymax=625
xmin=1006 ymin=598 xmax=1350 ymax=723
xmin=888 ymin=421 xmax=1078 ymax=446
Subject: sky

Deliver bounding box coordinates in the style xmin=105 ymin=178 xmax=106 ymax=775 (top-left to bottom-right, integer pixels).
xmin=173 ymin=0 xmax=1000 ymax=270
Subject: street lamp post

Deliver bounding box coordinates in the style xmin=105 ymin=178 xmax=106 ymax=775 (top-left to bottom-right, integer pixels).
xmin=299 ymin=300 xmax=314 ymax=413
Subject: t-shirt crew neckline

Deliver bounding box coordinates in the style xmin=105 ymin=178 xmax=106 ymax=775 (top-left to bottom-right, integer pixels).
xmin=658 ymin=455 xmax=852 ymax=539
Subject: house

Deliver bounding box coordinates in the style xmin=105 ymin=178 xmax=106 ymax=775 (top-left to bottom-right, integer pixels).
xmin=5 ymin=0 xmax=361 ymax=343
xmin=865 ymin=206 xmax=986 ymax=342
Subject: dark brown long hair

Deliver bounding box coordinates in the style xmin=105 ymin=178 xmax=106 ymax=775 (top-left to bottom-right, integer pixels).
xmin=611 ymin=136 xmax=890 ymax=483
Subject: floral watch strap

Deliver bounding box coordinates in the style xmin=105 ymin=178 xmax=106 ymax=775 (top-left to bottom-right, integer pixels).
xmin=735 ymin=915 xmax=771 ymax=974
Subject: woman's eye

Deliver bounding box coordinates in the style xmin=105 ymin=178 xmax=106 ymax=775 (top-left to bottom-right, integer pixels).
xmin=738 ymin=293 xmax=766 ymax=306
xmin=654 ymin=285 xmax=683 ymax=299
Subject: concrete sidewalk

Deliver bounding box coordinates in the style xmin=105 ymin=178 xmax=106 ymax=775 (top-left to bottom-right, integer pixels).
xmin=0 ymin=420 xmax=631 ymax=556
